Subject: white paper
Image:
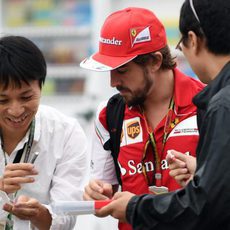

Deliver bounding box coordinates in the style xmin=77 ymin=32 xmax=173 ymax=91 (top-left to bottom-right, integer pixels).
xmin=51 ymin=201 xmax=95 ymax=215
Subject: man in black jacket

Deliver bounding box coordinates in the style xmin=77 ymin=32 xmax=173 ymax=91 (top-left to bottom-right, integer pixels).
xmin=97 ymin=0 xmax=230 ymax=229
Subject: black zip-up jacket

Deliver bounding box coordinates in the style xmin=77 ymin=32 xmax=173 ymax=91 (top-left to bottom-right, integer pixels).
xmin=126 ymin=61 xmax=230 ymax=230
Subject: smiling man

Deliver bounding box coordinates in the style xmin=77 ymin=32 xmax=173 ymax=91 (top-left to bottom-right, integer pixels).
xmin=0 ymin=35 xmax=87 ymax=230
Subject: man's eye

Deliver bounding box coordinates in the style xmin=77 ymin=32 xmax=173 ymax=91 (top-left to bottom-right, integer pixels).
xmin=21 ymin=96 xmax=32 ymax=100
xmin=117 ymin=68 xmax=127 ymax=74
xmin=0 ymin=99 xmax=8 ymax=104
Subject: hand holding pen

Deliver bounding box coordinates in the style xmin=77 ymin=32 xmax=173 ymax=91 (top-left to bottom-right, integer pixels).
xmin=2 ymin=163 xmax=38 ymax=194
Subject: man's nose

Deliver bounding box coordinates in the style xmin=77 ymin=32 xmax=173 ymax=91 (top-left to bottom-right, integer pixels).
xmin=110 ymin=72 xmax=121 ymax=88
xmin=7 ymin=101 xmax=25 ymax=117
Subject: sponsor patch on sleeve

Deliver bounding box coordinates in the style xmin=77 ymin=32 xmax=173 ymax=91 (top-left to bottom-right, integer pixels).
xmin=167 ymin=115 xmax=199 ymax=138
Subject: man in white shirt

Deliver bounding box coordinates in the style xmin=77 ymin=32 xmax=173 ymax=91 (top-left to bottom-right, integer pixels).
xmin=0 ymin=35 xmax=87 ymax=230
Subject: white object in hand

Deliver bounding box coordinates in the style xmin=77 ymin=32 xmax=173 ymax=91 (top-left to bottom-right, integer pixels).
xmin=51 ymin=200 xmax=111 ymax=216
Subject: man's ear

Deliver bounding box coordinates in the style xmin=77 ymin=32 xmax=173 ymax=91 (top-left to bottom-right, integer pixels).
xmin=150 ymin=52 xmax=163 ymax=72
xmin=187 ymin=31 xmax=201 ymax=55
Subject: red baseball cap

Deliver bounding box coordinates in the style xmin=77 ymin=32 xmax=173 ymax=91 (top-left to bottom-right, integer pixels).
xmin=80 ymin=7 xmax=167 ymax=71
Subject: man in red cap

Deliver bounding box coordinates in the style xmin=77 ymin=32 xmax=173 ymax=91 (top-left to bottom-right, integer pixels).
xmin=81 ymin=7 xmax=203 ymax=230
xmin=91 ymin=1 xmax=230 ymax=229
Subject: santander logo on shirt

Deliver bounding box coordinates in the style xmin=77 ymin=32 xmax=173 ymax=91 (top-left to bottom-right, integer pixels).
xmin=118 ymin=159 xmax=169 ymax=176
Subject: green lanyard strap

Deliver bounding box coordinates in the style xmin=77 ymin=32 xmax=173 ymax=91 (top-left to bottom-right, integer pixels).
xmin=142 ymin=97 xmax=175 ymax=187
xmin=0 ymin=119 xmax=35 ymax=230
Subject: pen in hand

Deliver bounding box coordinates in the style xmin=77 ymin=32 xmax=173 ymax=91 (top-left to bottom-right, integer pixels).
xmin=30 ymin=152 xmax=39 ymax=164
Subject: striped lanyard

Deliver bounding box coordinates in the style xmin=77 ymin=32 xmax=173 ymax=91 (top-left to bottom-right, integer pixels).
xmin=1 ymin=119 xmax=35 ymax=165
xmin=0 ymin=119 xmax=35 ymax=230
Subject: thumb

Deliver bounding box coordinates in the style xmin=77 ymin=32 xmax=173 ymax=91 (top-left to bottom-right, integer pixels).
xmin=168 ymin=150 xmax=188 ymax=162
xmin=16 ymin=195 xmax=30 ymax=202
xmin=102 ymin=183 xmax=113 ymax=199
xmin=166 ymin=150 xmax=175 ymax=163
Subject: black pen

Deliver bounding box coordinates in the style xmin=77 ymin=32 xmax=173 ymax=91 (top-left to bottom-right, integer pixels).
xmin=30 ymin=152 xmax=39 ymax=164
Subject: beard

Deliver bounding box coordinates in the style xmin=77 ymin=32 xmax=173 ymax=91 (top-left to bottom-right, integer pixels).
xmin=126 ymin=90 xmax=147 ymax=107
xmin=117 ymin=69 xmax=153 ymax=107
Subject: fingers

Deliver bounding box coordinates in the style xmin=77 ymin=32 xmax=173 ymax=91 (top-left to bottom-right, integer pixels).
xmin=3 ymin=196 xmax=40 ymax=220
xmin=4 ymin=169 xmax=38 ymax=178
xmin=4 ymin=163 xmax=38 ymax=179
xmin=3 ymin=203 xmax=14 ymax=213
xmin=102 ymin=183 xmax=113 ymax=199
xmin=168 ymin=159 xmax=186 ymax=170
xmin=166 ymin=150 xmax=175 ymax=164
xmin=5 ymin=163 xmax=36 ymax=171
xmin=16 ymin=195 xmax=30 ymax=202
xmin=167 ymin=150 xmax=193 ymax=187
xmin=3 ymin=177 xmax=35 ymax=194
xmin=83 ymin=179 xmax=113 ymax=201
xmin=167 ymin=150 xmax=197 ymax=175
xmin=2 ymin=163 xmax=38 ymax=194
xmin=174 ymin=174 xmax=191 ymax=182
xmin=169 ymin=167 xmax=188 ymax=177
xmin=167 ymin=150 xmax=188 ymax=163
xmin=169 ymin=166 xmax=192 ymax=187
xmin=96 ymin=192 xmax=134 ymax=222
xmin=95 ymin=202 xmax=113 ymax=218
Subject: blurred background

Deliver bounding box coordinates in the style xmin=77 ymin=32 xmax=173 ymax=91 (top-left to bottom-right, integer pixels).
xmin=0 ymin=0 xmax=194 ymax=229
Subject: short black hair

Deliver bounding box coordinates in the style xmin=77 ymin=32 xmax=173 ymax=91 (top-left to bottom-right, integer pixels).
xmin=179 ymin=0 xmax=230 ymax=55
xmin=0 ymin=35 xmax=47 ymax=89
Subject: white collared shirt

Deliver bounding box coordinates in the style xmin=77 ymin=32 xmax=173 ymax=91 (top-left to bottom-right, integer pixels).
xmin=0 ymin=105 xmax=88 ymax=230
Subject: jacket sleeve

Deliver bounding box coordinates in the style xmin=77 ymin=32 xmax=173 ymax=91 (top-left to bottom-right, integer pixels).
xmin=126 ymin=105 xmax=230 ymax=229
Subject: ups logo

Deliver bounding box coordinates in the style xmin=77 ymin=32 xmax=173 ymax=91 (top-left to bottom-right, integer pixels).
xmin=127 ymin=121 xmax=140 ymax=139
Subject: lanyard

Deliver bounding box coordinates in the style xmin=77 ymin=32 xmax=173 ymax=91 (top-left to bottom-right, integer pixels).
xmin=1 ymin=118 xmax=35 ymax=165
xmin=142 ymin=97 xmax=175 ymax=187
xmin=0 ymin=119 xmax=35 ymax=229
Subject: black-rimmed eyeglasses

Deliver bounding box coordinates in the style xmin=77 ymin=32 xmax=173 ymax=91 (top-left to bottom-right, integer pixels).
xmin=175 ymin=36 xmax=184 ymax=51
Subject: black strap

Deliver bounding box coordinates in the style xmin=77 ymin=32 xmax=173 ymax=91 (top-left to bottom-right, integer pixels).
xmin=105 ymin=94 xmax=125 ymax=185
xmin=13 ymin=144 xmax=26 ymax=163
